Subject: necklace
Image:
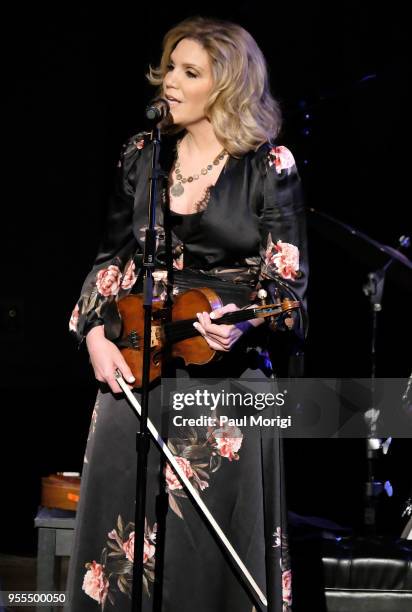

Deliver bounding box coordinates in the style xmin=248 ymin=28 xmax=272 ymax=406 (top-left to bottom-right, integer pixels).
xmin=170 ymin=140 xmax=227 ymax=197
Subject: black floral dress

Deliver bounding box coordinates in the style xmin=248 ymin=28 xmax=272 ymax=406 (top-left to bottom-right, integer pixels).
xmin=66 ymin=131 xmax=308 ymax=612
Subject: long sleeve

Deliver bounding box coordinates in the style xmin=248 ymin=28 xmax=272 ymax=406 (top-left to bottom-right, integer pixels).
xmin=257 ymin=145 xmax=308 ymax=335
xmin=69 ymin=134 xmax=147 ymax=344
xmin=255 ymin=145 xmax=308 ymax=376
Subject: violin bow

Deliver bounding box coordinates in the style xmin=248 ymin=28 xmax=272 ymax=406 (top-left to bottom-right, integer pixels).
xmin=115 ymin=369 xmax=268 ymax=609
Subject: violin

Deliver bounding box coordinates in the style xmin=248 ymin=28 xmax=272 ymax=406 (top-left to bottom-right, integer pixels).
xmin=115 ymin=287 xmax=299 ymax=388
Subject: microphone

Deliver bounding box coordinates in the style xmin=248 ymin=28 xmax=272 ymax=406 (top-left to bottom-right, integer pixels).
xmin=145 ymin=98 xmax=170 ymax=123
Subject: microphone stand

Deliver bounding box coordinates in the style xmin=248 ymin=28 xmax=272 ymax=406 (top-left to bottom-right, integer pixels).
xmin=362 ymin=235 xmax=411 ymax=533
xmin=309 ymin=209 xmax=411 ymax=533
xmin=131 ymin=121 xmax=167 ymax=612
xmin=362 ymin=265 xmax=385 ymax=533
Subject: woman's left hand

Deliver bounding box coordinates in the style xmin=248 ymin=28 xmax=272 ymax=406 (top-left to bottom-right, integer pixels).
xmin=193 ymin=303 xmax=250 ymax=352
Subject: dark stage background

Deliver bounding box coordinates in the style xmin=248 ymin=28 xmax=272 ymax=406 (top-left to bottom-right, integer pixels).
xmin=1 ymin=3 xmax=411 ymax=555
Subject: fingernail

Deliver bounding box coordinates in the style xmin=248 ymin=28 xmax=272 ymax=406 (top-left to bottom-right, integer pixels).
xmin=210 ymin=311 xmax=215 ymax=319
xmin=128 ymin=376 xmax=135 ymax=382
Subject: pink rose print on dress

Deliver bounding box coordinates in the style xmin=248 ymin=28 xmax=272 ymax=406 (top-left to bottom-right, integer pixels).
xmin=96 ymin=265 xmax=122 ymax=297
xmin=120 ymin=530 xmax=156 ymax=564
xmin=69 ymin=303 xmax=79 ymax=332
xmin=122 ymin=531 xmax=135 ymax=562
xmin=164 ymin=419 xmax=242 ymax=519
xmin=282 ymin=569 xmax=292 ymax=608
xmin=121 ymin=260 xmax=137 ymax=290
xmin=143 ymin=534 xmax=156 ymax=564
xmin=265 ymin=235 xmax=299 ymax=280
xmin=82 ymin=560 xmax=109 ymax=605
xmin=100 ymin=516 xmax=156 ymax=603
xmin=268 ymin=145 xmax=295 ymax=175
xmin=164 ymin=456 xmax=194 ymax=491
xmin=210 ymin=421 xmax=243 ymax=461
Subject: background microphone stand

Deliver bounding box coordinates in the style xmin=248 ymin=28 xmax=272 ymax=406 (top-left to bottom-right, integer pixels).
xmin=362 ymin=263 xmax=387 ymax=533
xmin=309 ymin=209 xmax=412 ymax=533
xmin=131 ymin=100 xmax=169 ymax=611
xmin=362 ymin=235 xmax=410 ymax=533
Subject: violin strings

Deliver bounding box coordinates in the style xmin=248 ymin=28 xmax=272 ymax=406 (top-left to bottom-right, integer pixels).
xmin=163 ymin=308 xmax=283 ymax=343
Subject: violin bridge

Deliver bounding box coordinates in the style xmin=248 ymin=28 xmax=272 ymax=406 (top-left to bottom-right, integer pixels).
xmin=151 ymin=325 xmax=162 ymax=348
xmin=125 ymin=327 xmax=161 ymax=350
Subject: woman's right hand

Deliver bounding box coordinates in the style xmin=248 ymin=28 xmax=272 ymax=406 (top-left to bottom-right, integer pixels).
xmin=86 ymin=325 xmax=136 ymax=393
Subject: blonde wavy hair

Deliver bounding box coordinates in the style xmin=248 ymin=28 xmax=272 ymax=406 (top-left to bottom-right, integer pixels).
xmin=147 ymin=16 xmax=282 ymax=157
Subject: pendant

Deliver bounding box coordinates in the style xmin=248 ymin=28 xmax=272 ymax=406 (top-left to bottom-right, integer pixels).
xmin=170 ymin=182 xmax=184 ymax=197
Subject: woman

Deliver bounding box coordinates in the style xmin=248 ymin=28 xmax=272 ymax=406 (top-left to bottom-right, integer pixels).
xmin=67 ymin=16 xmax=308 ymax=612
